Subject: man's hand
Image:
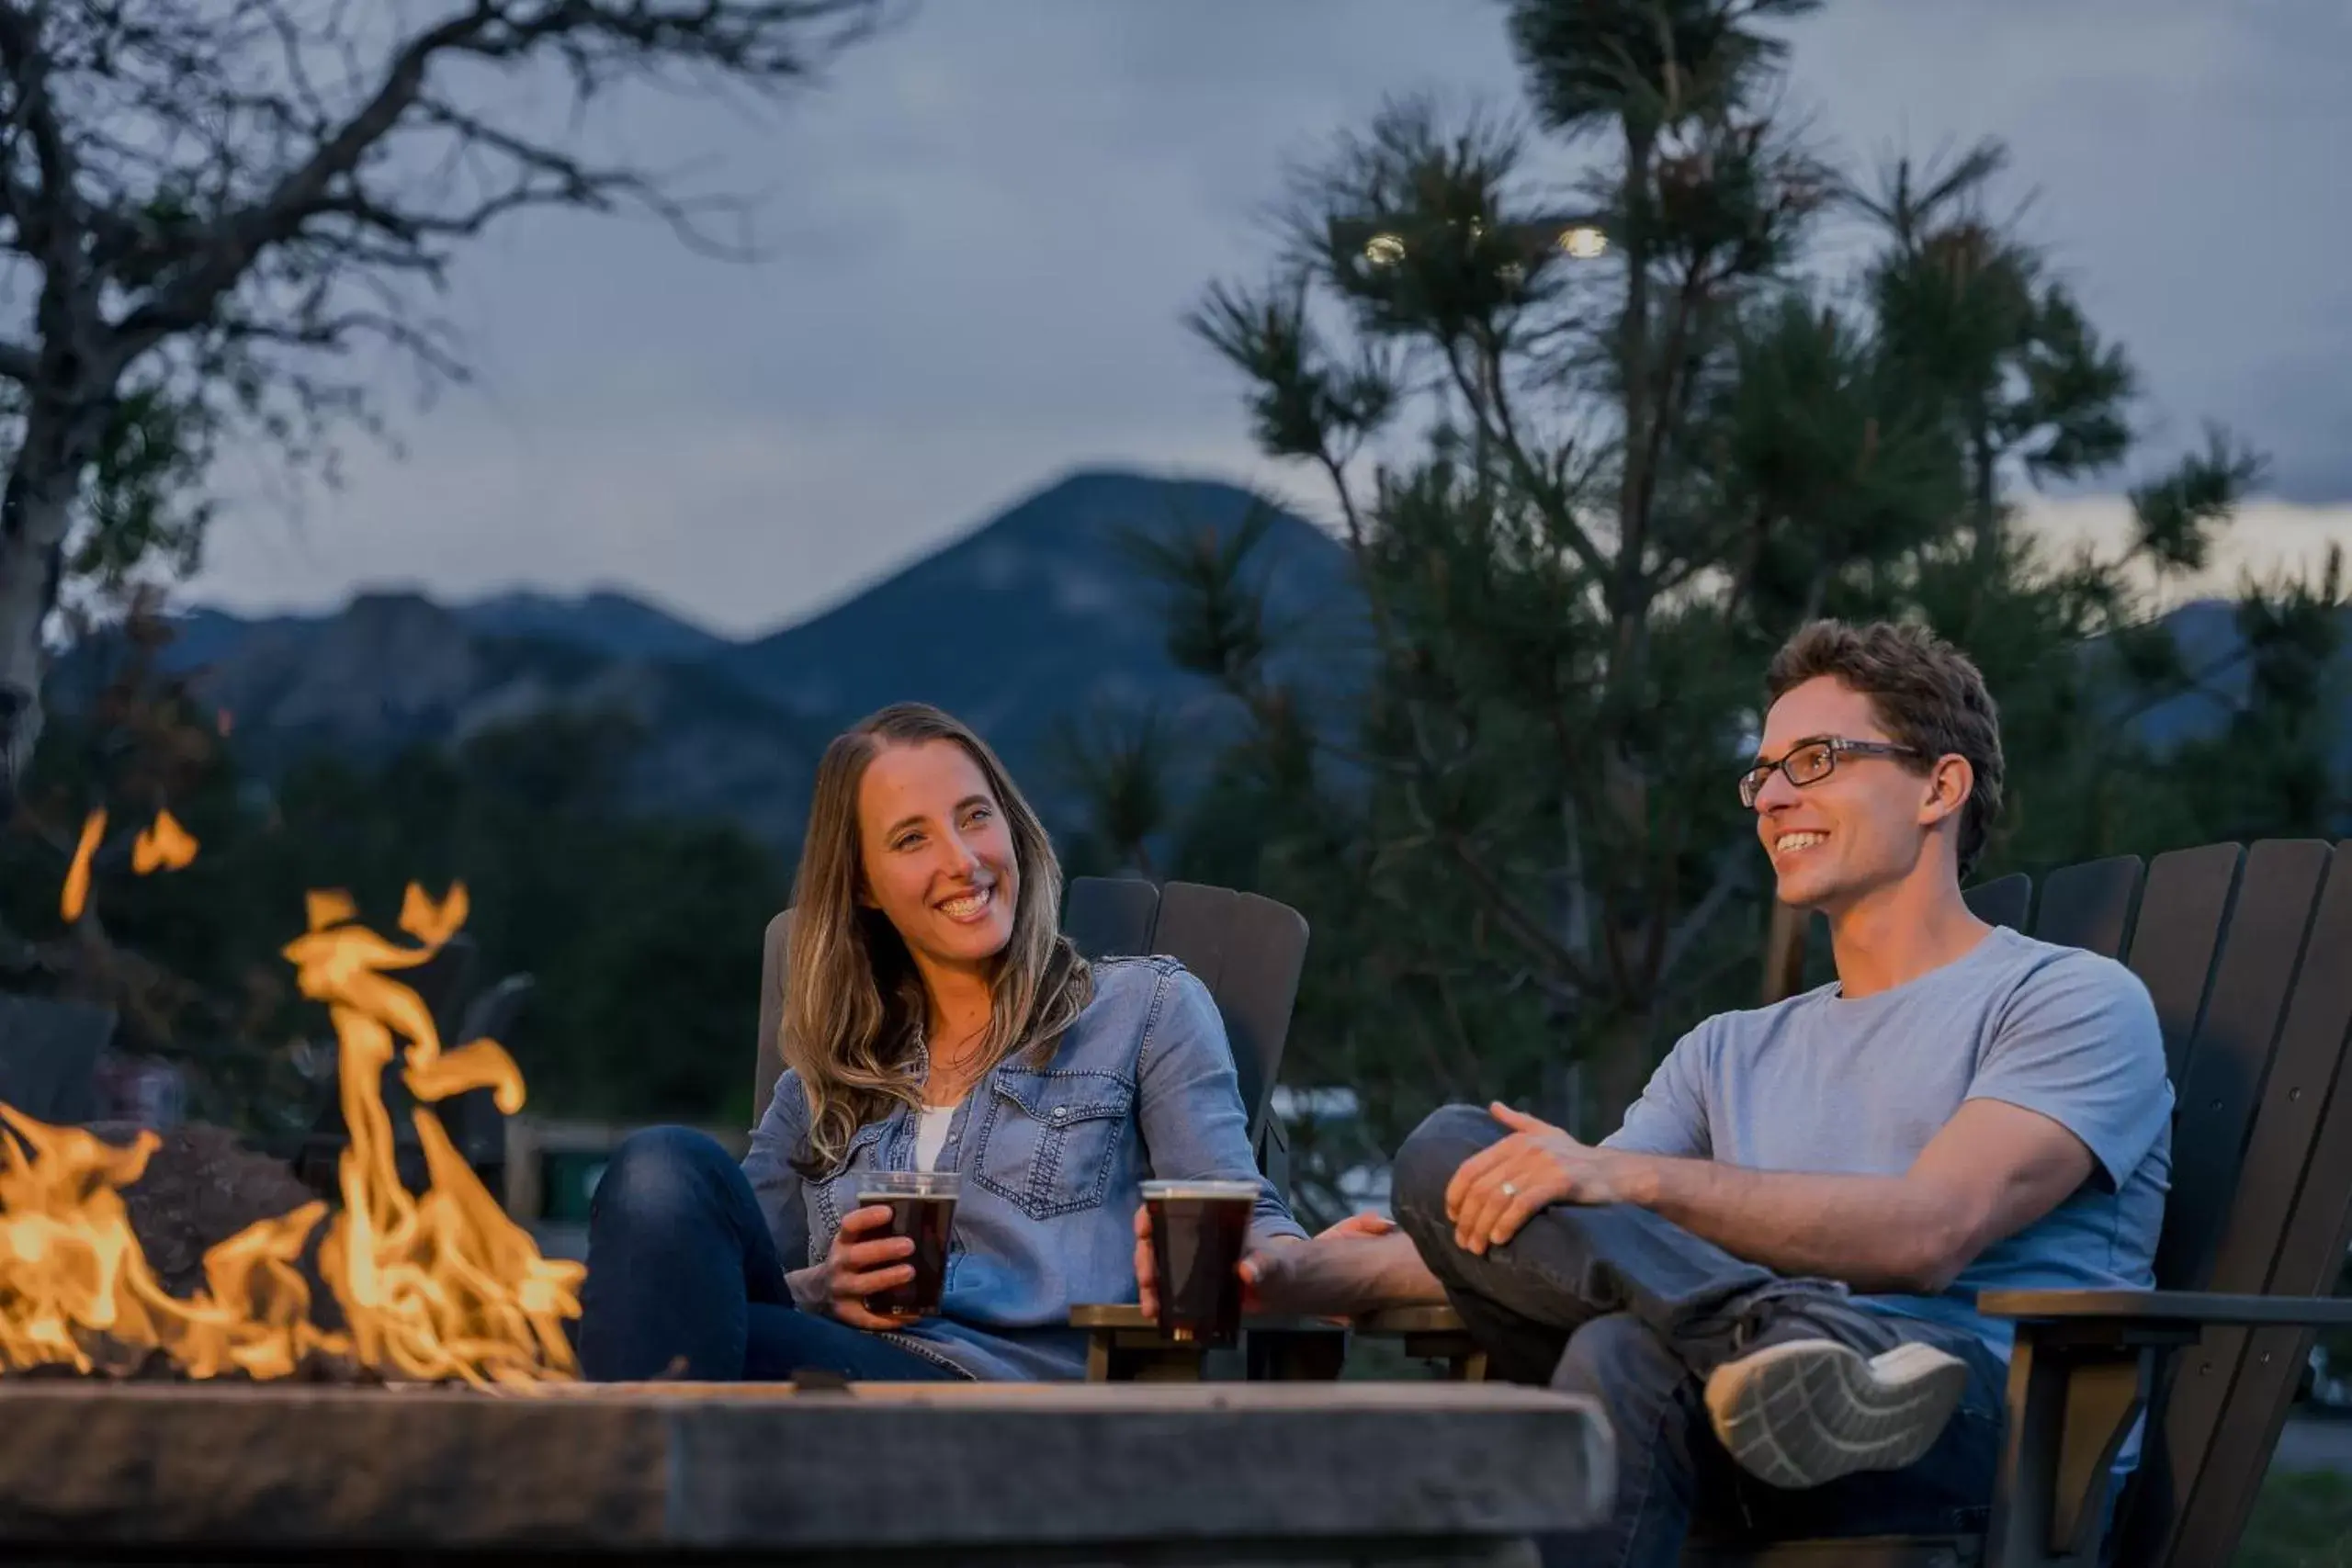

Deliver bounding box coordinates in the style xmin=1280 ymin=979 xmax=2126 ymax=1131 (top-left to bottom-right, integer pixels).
xmin=1444 ymin=1102 xmax=1647 ymax=1254
xmin=1238 ymin=1212 xmax=1444 ymax=1316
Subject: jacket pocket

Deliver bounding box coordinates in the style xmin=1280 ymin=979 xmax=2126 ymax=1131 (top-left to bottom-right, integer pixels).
xmin=972 ymin=1067 xmax=1135 ymax=1220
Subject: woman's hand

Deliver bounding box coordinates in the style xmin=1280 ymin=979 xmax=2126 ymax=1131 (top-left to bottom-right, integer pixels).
xmin=787 ymin=1204 xmax=916 ymax=1330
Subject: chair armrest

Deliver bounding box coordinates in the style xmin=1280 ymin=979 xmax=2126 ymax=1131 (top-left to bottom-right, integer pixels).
xmin=1973 ymin=1290 xmax=2352 ymax=1564
xmin=1069 ymin=1302 xmax=1346 ymax=1382
xmin=1353 ymin=1303 xmax=1466 ymax=1336
xmin=1070 ymin=1303 xmax=1152 ymax=1331
xmin=1069 ymin=1303 xmax=1345 ymax=1334
xmin=1978 ymin=1289 xmax=2352 ymax=1328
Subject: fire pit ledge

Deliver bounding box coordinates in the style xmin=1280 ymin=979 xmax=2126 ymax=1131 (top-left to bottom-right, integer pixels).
xmin=0 ymin=1380 xmax=1610 ymax=1566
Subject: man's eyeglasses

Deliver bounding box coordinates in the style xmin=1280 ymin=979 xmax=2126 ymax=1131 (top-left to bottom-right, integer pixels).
xmin=1737 ymin=737 xmax=1924 ymax=810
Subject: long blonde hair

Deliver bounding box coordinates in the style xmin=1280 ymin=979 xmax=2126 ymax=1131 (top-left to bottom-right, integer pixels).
xmin=782 ymin=702 xmax=1093 ymax=1174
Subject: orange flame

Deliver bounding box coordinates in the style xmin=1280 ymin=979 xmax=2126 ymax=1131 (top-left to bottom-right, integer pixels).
xmin=398 ymin=881 xmax=469 ymax=948
xmin=0 ymin=882 xmax=584 ymax=1386
xmin=60 ymin=809 xmax=106 ymax=922
xmin=132 ymin=810 xmax=199 ymax=874
xmin=307 ymin=889 xmax=360 ymax=931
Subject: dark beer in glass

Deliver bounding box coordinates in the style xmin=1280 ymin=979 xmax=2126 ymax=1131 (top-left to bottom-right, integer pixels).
xmin=855 ymin=1169 xmax=959 ymax=1321
xmin=1142 ymin=1178 xmax=1259 ymax=1347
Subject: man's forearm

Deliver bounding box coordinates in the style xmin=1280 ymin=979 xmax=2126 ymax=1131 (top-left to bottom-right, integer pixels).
xmin=1628 ymin=1156 xmax=1965 ymax=1292
xmin=1251 ymin=1230 xmax=1447 ymax=1316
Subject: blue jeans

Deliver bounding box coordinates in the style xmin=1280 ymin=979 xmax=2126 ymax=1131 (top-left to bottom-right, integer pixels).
xmin=575 ymin=1125 xmax=958 ymax=1382
xmin=1392 ymin=1106 xmax=2007 ymax=1568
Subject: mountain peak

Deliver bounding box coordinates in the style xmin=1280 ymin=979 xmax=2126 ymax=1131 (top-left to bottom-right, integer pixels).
xmin=453 ymin=587 xmax=729 ymax=663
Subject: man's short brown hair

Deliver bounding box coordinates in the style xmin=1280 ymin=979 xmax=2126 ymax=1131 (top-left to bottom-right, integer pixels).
xmin=1763 ymin=620 xmax=2006 ymax=877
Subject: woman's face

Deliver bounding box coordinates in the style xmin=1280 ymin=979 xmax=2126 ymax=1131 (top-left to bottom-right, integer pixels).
xmin=856 ymin=739 xmax=1021 ymax=977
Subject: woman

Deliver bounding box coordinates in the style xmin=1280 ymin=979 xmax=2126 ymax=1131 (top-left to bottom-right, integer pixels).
xmin=575 ymin=702 xmax=1303 ymax=1381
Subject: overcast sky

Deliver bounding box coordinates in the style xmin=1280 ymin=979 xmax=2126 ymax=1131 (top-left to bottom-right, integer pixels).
xmin=187 ymin=0 xmax=2352 ymax=637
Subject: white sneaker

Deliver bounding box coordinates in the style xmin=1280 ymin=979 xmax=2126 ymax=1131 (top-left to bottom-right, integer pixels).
xmin=1703 ymin=1338 xmax=1971 ymax=1491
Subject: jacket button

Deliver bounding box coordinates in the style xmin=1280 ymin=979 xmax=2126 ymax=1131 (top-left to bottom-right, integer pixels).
xmin=1050 ymin=1107 xmax=1069 ymax=1123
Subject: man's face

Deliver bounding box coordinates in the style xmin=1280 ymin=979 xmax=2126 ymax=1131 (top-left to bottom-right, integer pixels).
xmin=1749 ymin=676 xmax=1955 ymax=912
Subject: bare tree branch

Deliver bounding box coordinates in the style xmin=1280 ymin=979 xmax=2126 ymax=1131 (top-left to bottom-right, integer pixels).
xmin=0 ymin=0 xmax=891 ymax=805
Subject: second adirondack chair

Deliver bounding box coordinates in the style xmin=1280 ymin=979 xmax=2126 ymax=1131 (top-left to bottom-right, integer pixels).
xmin=1360 ymin=840 xmax=2352 ymax=1567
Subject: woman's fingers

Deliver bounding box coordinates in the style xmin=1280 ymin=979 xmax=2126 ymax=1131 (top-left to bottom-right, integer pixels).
xmin=838 ymin=1235 xmax=915 ymax=1271
xmin=831 ymin=1298 xmax=906 ymax=1332
xmin=835 ymin=1203 xmax=896 ymax=1238
xmin=829 ymin=1261 xmax=916 ymax=1323
xmin=836 ymin=1260 xmax=916 ymax=1292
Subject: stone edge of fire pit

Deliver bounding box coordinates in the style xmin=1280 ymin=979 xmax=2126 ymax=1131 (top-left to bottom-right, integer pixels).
xmin=0 ymin=1382 xmax=1612 ymax=1551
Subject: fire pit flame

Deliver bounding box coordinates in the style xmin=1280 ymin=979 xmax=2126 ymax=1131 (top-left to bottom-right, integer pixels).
xmin=1 ymin=882 xmax=585 ymax=1387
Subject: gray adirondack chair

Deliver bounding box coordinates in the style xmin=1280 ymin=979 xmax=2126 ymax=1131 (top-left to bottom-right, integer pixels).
xmin=290 ymin=935 xmax=513 ymax=1196
xmin=1371 ymin=840 xmax=2352 ymax=1566
xmin=0 ymin=994 xmax=113 ymax=1123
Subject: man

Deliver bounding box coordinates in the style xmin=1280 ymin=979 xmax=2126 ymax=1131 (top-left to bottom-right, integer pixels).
xmin=1230 ymin=620 xmax=2174 ymax=1564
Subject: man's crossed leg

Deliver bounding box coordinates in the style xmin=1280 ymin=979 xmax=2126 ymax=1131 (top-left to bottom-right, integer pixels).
xmin=1392 ymin=1106 xmax=2007 ymax=1567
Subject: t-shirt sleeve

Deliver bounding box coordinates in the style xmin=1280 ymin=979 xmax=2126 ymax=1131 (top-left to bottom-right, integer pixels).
xmin=1602 ymin=1022 xmax=1713 ymax=1159
xmin=1965 ymin=950 xmax=2172 ymax=1191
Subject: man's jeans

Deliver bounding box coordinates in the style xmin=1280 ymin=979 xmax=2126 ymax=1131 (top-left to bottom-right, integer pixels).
xmin=575 ymin=1125 xmax=959 ymax=1382
xmin=1393 ymin=1106 xmax=2007 ymax=1568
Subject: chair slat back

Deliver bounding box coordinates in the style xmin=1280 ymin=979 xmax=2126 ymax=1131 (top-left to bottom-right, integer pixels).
xmin=2124 ymin=843 xmax=2244 ymax=1085
xmin=405 ymin=934 xmax=482 ymax=1050
xmin=752 ymin=909 xmax=794 ymax=1126
xmin=1150 ymin=883 xmax=1309 ymax=1137
xmin=2129 ymin=841 xmax=2352 ymax=1567
xmin=0 ymin=996 xmax=113 ymax=1123
xmin=2030 ymin=854 xmax=2144 ymax=960
xmin=1062 ymin=875 xmax=1162 ymax=963
xmin=2146 ymin=840 xmax=2325 ymax=1295
xmin=445 ymin=974 xmax=536 ymax=1170
xmin=1963 ymin=872 xmax=2033 ymax=932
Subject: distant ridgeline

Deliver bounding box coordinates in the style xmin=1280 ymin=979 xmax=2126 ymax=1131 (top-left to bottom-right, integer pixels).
xmin=49 ymin=468 xmax=2312 ymax=863
xmin=46 ymin=469 xmax=1371 ymax=858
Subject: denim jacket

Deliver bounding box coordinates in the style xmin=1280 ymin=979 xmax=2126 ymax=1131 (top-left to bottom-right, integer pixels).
xmin=741 ymin=956 xmax=1305 ymax=1380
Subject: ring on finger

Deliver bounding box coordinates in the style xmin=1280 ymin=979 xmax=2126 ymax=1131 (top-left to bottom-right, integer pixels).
xmin=1499 ymin=1180 xmax=1519 ymax=1199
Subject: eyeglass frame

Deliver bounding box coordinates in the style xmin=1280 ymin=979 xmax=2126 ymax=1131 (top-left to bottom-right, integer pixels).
xmin=1737 ymin=736 xmax=1927 ymax=810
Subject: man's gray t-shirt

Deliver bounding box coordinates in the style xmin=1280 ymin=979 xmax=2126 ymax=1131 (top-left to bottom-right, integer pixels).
xmin=1605 ymin=926 xmax=2174 ymax=1362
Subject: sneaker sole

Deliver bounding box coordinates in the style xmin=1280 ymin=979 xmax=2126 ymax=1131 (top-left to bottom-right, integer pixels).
xmin=1703 ymin=1338 xmax=1970 ymax=1491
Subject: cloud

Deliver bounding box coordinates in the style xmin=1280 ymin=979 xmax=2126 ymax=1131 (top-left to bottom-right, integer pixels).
xmin=183 ymin=0 xmax=2352 ymax=633
xmin=2019 ymin=494 xmax=2352 ymax=604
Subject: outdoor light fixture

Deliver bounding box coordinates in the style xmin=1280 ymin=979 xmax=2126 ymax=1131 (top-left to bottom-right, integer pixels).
xmin=1558 ymin=225 xmax=1609 ymax=259
xmin=1332 ymin=215 xmax=1609 ymax=270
